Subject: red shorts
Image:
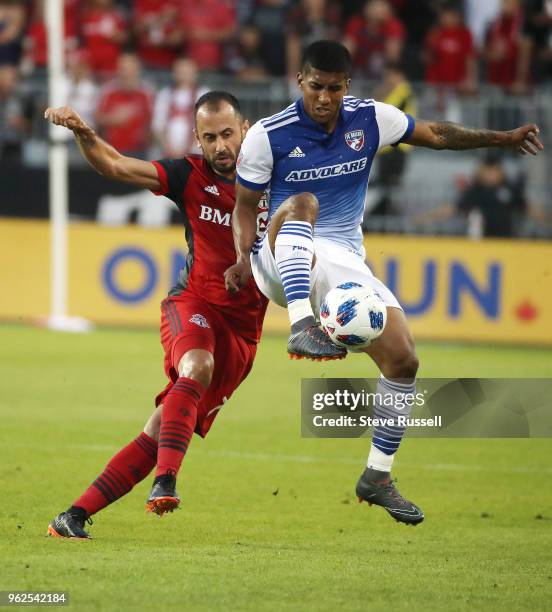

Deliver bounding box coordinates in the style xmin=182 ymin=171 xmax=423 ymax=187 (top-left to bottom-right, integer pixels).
xmin=155 ymin=293 xmax=257 ymax=437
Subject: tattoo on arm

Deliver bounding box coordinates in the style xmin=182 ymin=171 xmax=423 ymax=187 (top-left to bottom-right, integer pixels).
xmin=74 ymin=129 xmax=124 ymax=178
xmin=75 ymin=130 xmax=97 ymax=148
xmin=432 ymin=122 xmax=507 ymax=150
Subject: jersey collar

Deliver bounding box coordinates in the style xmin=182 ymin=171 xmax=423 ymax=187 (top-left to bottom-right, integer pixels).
xmin=203 ymin=157 xmax=235 ymax=185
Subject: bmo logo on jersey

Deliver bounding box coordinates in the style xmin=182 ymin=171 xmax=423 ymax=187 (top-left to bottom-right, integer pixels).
xmin=199 ymin=205 xmax=230 ymax=226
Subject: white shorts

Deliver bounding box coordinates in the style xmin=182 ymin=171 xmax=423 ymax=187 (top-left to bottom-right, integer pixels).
xmin=250 ymin=234 xmax=402 ymax=317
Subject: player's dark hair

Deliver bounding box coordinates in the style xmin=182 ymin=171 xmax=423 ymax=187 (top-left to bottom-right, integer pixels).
xmin=301 ymin=40 xmax=352 ymax=76
xmin=194 ymin=91 xmax=242 ymax=119
xmin=440 ymin=0 xmax=462 ymax=14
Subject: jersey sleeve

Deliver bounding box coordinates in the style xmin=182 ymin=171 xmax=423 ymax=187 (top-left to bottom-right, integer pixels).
xmin=236 ymin=121 xmax=273 ymax=191
xmin=151 ymin=158 xmax=194 ymax=204
xmin=374 ymin=101 xmax=416 ymax=149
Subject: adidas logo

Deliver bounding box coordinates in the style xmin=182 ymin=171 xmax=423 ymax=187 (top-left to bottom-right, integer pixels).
xmin=204 ymin=184 xmax=219 ymax=196
xmin=288 ymin=146 xmax=305 ymax=158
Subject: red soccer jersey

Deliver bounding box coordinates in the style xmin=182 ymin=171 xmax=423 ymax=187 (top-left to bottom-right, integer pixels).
xmin=26 ymin=0 xmax=78 ymax=67
xmin=97 ymin=83 xmax=153 ymax=153
xmin=425 ymin=25 xmax=474 ymax=85
xmin=180 ymin=0 xmax=236 ymax=70
xmin=134 ymin=0 xmax=181 ymax=68
xmin=486 ymin=13 xmax=524 ymax=87
xmin=80 ymin=7 xmax=125 ymax=75
xmin=345 ymin=14 xmax=405 ymax=74
xmin=152 ymin=155 xmax=268 ymax=343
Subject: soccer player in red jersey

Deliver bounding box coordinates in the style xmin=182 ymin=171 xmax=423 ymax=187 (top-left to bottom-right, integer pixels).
xmin=80 ymin=0 xmax=127 ymax=78
xmin=44 ymin=91 xmax=268 ymax=538
xmin=424 ymin=5 xmax=477 ymax=93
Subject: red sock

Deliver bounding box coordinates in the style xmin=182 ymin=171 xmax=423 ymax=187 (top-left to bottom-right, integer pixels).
xmin=72 ymin=432 xmax=157 ymax=517
xmin=155 ymin=377 xmax=203 ymax=477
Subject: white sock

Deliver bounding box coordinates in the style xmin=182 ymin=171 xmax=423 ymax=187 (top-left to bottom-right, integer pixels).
xmin=367 ymin=444 xmax=395 ymax=472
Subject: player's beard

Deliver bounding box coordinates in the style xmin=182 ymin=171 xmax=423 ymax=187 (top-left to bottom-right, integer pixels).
xmin=208 ymin=152 xmax=236 ymax=177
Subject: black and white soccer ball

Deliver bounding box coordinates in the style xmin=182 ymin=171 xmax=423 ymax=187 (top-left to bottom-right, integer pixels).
xmin=319 ymin=282 xmax=387 ymax=349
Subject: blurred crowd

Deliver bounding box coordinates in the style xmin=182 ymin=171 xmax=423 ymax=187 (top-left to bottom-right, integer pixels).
xmin=0 ymin=0 xmax=551 ymax=239
xmin=0 ymin=0 xmax=547 ymax=82
xmin=0 ymin=0 xmax=548 ymax=81
xmin=1 ymin=0 xmax=551 ymax=159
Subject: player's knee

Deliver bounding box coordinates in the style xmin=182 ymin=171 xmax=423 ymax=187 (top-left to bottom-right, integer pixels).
xmin=286 ymin=192 xmax=319 ymax=222
xmin=177 ymin=349 xmax=214 ymax=389
xmin=384 ymin=347 xmax=419 ymax=380
xmin=143 ymin=405 xmax=162 ymax=440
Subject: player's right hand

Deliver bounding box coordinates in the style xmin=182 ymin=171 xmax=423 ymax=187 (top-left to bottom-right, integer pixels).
xmin=508 ymin=124 xmax=544 ymax=155
xmin=224 ymin=260 xmax=252 ymax=293
xmin=44 ymin=106 xmax=93 ymax=135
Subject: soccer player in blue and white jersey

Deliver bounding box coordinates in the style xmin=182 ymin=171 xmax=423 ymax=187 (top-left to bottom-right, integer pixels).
xmin=224 ymin=41 xmax=543 ymax=525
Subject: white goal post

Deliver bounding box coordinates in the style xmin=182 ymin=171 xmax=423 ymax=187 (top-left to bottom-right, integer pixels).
xmin=46 ymin=0 xmax=91 ymax=332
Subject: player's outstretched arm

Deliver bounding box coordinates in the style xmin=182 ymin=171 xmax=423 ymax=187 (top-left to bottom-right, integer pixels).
xmin=44 ymin=106 xmax=161 ymax=191
xmin=224 ymin=183 xmax=263 ymax=292
xmin=406 ymin=120 xmax=543 ymax=155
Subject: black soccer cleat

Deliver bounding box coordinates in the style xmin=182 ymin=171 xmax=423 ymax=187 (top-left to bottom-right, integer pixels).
xmin=356 ymin=468 xmax=424 ymax=525
xmin=47 ymin=511 xmax=92 ymax=539
xmin=287 ymin=325 xmax=347 ymax=361
xmin=146 ymin=472 xmax=180 ymax=517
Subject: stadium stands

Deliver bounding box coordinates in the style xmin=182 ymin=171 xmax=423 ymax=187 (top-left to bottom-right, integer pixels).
xmin=1 ymin=0 xmax=551 ymax=236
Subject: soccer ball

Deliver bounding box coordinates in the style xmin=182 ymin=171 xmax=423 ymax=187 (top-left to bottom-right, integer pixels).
xmin=319 ymin=282 xmax=387 ymax=349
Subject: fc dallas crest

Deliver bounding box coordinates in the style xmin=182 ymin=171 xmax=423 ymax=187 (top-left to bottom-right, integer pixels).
xmin=345 ymin=129 xmax=365 ymax=151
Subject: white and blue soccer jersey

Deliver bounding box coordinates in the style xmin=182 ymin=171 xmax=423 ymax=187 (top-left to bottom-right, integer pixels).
xmin=236 ymin=96 xmax=415 ymax=251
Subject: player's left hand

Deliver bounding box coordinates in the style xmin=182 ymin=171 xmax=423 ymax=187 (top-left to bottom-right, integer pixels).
xmin=507 ymin=124 xmax=544 ymax=155
xmin=224 ymin=260 xmax=252 ymax=293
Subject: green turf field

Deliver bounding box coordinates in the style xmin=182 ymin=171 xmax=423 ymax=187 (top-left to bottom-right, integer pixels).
xmin=1 ymin=325 xmax=551 ymax=611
